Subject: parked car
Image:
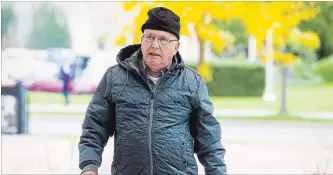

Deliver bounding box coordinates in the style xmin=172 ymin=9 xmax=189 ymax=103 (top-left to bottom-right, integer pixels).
xmin=25 ymin=70 xmax=98 ymax=94
xmin=2 ymin=48 xmax=59 ymax=82
xmin=24 ymin=50 xmax=117 ymax=94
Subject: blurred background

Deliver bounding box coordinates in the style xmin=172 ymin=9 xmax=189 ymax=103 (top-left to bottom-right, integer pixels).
xmin=1 ymin=2 xmax=333 ymax=175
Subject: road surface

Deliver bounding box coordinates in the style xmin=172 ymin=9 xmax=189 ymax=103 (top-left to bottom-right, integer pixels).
xmin=2 ymin=118 xmax=333 ymax=174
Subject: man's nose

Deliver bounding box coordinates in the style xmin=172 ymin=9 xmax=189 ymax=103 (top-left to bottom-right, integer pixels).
xmin=151 ymin=38 xmax=160 ymax=49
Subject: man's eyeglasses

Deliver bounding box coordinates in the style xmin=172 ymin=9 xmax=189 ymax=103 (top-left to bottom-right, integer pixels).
xmin=141 ymin=34 xmax=178 ymax=46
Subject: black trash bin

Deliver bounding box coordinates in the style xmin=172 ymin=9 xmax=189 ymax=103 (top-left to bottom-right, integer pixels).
xmin=1 ymin=80 xmax=29 ymax=134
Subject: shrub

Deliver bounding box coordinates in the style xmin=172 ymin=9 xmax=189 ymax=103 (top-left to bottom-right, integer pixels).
xmin=187 ymin=60 xmax=265 ymax=96
xmin=313 ymin=56 xmax=333 ymax=83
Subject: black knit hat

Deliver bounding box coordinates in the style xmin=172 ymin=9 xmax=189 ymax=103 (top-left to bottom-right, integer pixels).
xmin=141 ymin=7 xmax=181 ymax=40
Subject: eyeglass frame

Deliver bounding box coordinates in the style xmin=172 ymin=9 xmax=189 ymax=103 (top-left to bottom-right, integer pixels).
xmin=141 ymin=34 xmax=178 ymax=46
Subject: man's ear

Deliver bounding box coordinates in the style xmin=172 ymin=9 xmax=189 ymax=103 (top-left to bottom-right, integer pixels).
xmin=174 ymin=42 xmax=180 ymax=53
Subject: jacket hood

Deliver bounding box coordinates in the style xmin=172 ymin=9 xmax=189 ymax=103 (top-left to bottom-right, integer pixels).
xmin=116 ymin=44 xmax=185 ymax=72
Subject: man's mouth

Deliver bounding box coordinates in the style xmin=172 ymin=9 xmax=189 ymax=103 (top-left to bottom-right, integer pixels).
xmin=149 ymin=53 xmax=160 ymax=57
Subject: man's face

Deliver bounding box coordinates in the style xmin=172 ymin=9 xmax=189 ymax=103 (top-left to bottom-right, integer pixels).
xmin=141 ymin=29 xmax=180 ymax=72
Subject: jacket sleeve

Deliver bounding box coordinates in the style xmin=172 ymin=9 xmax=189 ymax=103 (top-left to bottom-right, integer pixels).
xmin=191 ymin=78 xmax=227 ymax=175
xmin=78 ymin=68 xmax=115 ymax=174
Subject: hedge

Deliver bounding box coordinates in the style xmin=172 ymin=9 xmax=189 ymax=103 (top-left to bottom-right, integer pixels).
xmin=313 ymin=57 xmax=333 ymax=83
xmin=187 ymin=61 xmax=265 ymax=96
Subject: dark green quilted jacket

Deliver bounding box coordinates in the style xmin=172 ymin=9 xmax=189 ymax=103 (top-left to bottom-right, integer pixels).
xmin=78 ymin=44 xmax=226 ymax=175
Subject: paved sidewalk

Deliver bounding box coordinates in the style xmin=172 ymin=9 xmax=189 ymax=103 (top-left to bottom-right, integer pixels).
xmin=2 ymin=135 xmax=75 ymax=174
xmin=2 ymin=135 xmax=333 ymax=174
xmin=28 ymin=103 xmax=333 ymax=119
xmin=78 ymin=138 xmax=333 ymax=174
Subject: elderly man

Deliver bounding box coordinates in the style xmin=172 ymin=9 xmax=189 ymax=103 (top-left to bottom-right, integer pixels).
xmin=79 ymin=6 xmax=226 ymax=175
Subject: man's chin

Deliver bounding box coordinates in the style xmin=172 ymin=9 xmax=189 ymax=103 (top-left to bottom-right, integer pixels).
xmin=147 ymin=64 xmax=165 ymax=72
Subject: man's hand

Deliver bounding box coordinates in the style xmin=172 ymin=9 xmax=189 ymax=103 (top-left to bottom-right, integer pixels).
xmin=81 ymin=170 xmax=97 ymax=175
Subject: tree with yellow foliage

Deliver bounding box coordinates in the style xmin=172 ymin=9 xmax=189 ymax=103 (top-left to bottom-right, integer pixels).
xmin=263 ymin=28 xmax=320 ymax=65
xmin=233 ymin=2 xmax=321 ymax=115
xmin=225 ymin=2 xmax=321 ymax=64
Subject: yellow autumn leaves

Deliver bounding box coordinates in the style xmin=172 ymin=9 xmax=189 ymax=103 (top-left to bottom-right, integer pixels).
xmin=195 ymin=24 xmax=235 ymax=53
xmin=261 ymin=28 xmax=320 ymax=65
xmin=262 ymin=51 xmax=297 ymax=65
xmin=289 ymin=28 xmax=320 ymax=49
xmin=197 ymin=62 xmax=213 ymax=82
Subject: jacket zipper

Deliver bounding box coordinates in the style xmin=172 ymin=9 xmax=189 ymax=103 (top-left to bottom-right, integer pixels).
xmin=148 ymin=73 xmax=169 ymax=175
xmin=148 ymin=92 xmax=154 ymax=175
xmin=129 ymin=64 xmax=170 ymax=175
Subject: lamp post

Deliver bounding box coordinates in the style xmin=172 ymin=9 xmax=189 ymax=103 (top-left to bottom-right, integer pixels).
xmin=248 ymin=35 xmax=256 ymax=62
xmin=262 ymin=28 xmax=276 ymax=102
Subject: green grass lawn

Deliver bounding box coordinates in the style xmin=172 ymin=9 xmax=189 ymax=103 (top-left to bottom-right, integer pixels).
xmin=27 ymin=92 xmax=92 ymax=105
xmin=27 ymin=84 xmax=333 ymax=113
xmin=211 ymin=84 xmax=333 ymax=113
xmin=25 ymin=84 xmax=333 ymax=124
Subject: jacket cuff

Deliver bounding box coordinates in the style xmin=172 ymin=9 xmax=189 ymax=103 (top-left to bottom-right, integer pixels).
xmin=81 ymin=164 xmax=98 ymax=174
xmin=205 ymin=169 xmax=227 ymax=175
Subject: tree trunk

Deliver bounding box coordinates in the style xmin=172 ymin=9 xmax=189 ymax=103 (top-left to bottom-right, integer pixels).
xmin=279 ymin=65 xmax=289 ymax=115
xmin=198 ymin=38 xmax=205 ymax=65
